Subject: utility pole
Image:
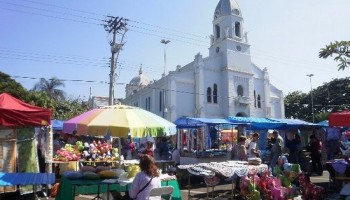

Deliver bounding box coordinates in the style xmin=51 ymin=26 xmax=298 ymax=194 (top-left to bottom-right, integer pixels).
xmin=161 ymin=39 xmax=171 ymax=77
xmin=307 ymin=74 xmax=315 ymax=122
xmin=104 ymin=16 xmax=127 ymax=105
xmin=160 ymin=39 xmax=170 ymax=118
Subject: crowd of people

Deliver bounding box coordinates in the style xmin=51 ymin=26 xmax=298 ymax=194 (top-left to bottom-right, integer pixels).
xmin=229 ymin=130 xmax=327 ymax=176
xmin=120 ymin=136 xmax=180 ymax=165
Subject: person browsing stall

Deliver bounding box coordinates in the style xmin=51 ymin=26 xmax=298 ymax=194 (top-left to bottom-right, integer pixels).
xmin=271 ymin=130 xmax=284 ymax=167
xmin=159 ymin=137 xmax=171 ymax=160
xmin=248 ymin=133 xmax=260 ymax=158
xmin=139 ymin=141 xmax=154 ymax=157
xmin=308 ymin=134 xmax=323 ymax=176
xmin=232 ymin=136 xmax=247 ymax=161
xmin=129 ymin=155 xmax=161 ymax=200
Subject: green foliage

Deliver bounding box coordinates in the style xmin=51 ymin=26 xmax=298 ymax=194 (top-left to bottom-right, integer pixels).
xmin=319 ymin=41 xmax=350 ymax=71
xmin=0 ymin=71 xmax=89 ymax=120
xmin=51 ymin=98 xmax=89 ymax=120
xmin=32 ymin=77 xmax=66 ymax=101
xmin=285 ymin=77 xmax=350 ymax=122
xmin=284 ymin=91 xmax=309 ymax=120
xmin=0 ymin=71 xmax=29 ymax=99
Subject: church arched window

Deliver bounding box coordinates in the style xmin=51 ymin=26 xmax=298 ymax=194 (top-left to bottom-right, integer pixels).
xmin=213 ymin=84 xmax=218 ymax=104
xmin=254 ymin=90 xmax=257 ymax=108
xmin=237 ymin=85 xmax=243 ymax=96
xmin=207 ymin=87 xmax=212 ymax=103
xmin=235 ymin=22 xmax=241 ymax=37
xmin=159 ymin=91 xmax=163 ymax=112
xmin=215 ymin=25 xmax=220 ymax=39
xmin=257 ymin=95 xmax=261 ymax=108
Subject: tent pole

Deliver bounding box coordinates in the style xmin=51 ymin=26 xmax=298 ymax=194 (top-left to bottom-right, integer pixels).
xmin=118 ymin=137 xmax=122 ymax=169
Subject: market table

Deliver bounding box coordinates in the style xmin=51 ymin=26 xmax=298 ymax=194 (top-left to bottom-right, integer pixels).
xmin=121 ymin=159 xmax=175 ymax=174
xmin=326 ymin=159 xmax=350 ymax=190
xmin=0 ymin=172 xmax=55 ymax=199
xmin=55 ymin=175 xmax=181 ymax=200
xmin=178 ymin=161 xmax=268 ymax=199
xmin=155 ymin=160 xmax=175 ymax=173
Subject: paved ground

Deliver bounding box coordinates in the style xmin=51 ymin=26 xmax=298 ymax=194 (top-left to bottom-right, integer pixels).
xmin=0 ymin=170 xmax=342 ymax=200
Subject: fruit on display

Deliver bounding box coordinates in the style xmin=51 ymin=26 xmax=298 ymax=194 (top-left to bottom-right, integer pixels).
xmin=127 ymin=164 xmax=140 ymax=178
xmin=53 ymin=144 xmax=81 ymax=162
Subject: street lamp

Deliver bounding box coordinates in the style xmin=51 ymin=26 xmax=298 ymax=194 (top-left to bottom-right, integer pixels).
xmin=160 ymin=39 xmax=170 ymax=77
xmin=161 ymin=39 xmax=170 ymax=119
xmin=306 ymin=74 xmax=315 ymax=122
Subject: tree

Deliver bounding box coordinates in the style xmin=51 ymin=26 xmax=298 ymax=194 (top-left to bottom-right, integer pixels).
xmin=33 ymin=77 xmax=66 ymax=101
xmin=26 ymin=91 xmax=55 ymax=109
xmin=0 ymin=71 xmax=29 ymax=99
xmin=284 ymin=77 xmax=350 ymax=122
xmin=0 ymin=71 xmax=89 ymax=119
xmin=284 ymin=91 xmax=309 ymax=120
xmin=319 ymin=41 xmax=350 ymax=71
xmin=52 ymin=98 xmax=89 ymax=120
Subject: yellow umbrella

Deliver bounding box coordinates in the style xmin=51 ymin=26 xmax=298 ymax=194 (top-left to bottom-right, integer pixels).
xmin=63 ymin=105 xmax=176 ymax=138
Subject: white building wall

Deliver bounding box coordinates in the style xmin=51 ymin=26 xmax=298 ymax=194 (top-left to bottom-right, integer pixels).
xmin=122 ymin=0 xmax=285 ymax=121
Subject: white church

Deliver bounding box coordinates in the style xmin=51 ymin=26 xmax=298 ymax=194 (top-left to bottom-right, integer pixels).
xmin=123 ymin=0 xmax=285 ymax=122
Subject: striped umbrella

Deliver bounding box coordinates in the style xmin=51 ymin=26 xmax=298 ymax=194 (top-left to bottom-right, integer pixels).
xmin=63 ymin=105 xmax=176 ymax=138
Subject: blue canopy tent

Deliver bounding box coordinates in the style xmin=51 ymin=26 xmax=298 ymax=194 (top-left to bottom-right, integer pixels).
xmin=226 ymin=116 xmax=286 ymax=130
xmin=174 ymin=117 xmax=240 ymax=160
xmin=268 ymin=118 xmax=319 ymax=129
xmin=317 ymin=120 xmax=329 ymax=127
xmin=51 ymin=120 xmax=65 ymax=131
xmin=174 ymin=117 xmax=238 ymax=128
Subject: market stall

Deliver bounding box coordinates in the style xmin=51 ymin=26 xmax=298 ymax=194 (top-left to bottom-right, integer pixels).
xmin=55 ymin=174 xmax=181 ymax=200
xmin=178 ymin=160 xmax=268 ymax=199
xmin=226 ymin=116 xmax=286 ymax=130
xmin=62 ymin=104 xmax=175 ymax=160
xmin=328 ymin=110 xmax=350 ymax=127
xmin=0 ymin=93 xmax=52 ymax=195
xmin=51 ymin=120 xmax=65 ymax=132
xmin=54 ymin=104 xmax=177 ymax=172
xmin=174 ymin=117 xmax=238 ymax=165
xmin=49 ymin=105 xmax=179 ymax=199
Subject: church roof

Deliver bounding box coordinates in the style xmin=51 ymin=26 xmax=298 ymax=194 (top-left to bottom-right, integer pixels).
xmin=214 ymin=0 xmax=241 ymax=18
xmin=129 ymin=67 xmax=150 ymax=86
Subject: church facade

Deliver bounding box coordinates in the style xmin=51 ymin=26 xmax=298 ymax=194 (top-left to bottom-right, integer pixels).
xmin=123 ymin=0 xmax=285 ymax=122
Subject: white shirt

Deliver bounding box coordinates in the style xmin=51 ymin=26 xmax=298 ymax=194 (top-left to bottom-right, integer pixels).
xmin=171 ymin=149 xmax=180 ymax=164
xmin=129 ymin=171 xmax=161 ymax=200
xmin=248 ymin=141 xmax=258 ymax=158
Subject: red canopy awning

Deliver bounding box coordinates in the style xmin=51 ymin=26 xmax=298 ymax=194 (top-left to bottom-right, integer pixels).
xmin=0 ymin=93 xmax=51 ymax=127
xmin=328 ymin=110 xmax=350 ymax=127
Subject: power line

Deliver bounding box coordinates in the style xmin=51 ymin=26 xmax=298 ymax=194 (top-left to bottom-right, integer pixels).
xmin=128 ymin=19 xmax=208 ymax=39
xmin=0 ymin=51 xmax=109 ymax=67
xmin=0 ymin=1 xmax=103 ymax=22
xmin=128 ymin=24 xmax=208 ymax=44
xmin=2 ymin=0 xmax=329 ymax=72
xmin=0 ymin=6 xmax=101 ymax=25
xmin=128 ymin=28 xmax=208 ymax=47
xmin=1 ymin=0 xmax=209 ymax=44
xmin=11 ymin=75 xmax=124 ymax=85
xmin=0 ymin=47 xmax=169 ymax=74
xmin=9 ymin=74 xmax=272 ymax=102
xmin=17 ymin=0 xmax=106 ymax=17
xmin=15 ymin=0 xmax=209 ymax=40
xmin=0 ymin=1 xmax=338 ymax=77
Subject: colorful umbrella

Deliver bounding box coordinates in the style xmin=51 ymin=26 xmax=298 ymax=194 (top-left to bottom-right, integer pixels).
xmin=63 ymin=105 xmax=176 ymax=138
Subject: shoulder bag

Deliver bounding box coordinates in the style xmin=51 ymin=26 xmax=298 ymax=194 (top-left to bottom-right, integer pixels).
xmin=124 ymin=176 xmax=154 ymax=200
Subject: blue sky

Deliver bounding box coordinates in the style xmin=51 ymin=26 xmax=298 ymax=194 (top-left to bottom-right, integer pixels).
xmin=1 ymin=0 xmax=349 ymax=100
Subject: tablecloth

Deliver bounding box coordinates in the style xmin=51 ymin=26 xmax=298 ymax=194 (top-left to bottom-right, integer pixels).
xmin=326 ymin=159 xmax=350 ymax=177
xmin=0 ymin=173 xmax=55 ymax=186
xmin=55 ymin=176 xmax=181 ymax=200
xmin=178 ymin=160 xmax=268 ymax=178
